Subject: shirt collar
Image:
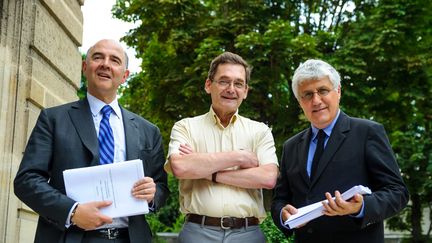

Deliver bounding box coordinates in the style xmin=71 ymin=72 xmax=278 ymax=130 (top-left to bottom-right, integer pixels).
xmin=208 ymin=106 xmax=238 ymax=128
xmin=87 ymin=92 xmax=122 ymax=119
xmin=311 ymin=109 xmax=340 ymax=140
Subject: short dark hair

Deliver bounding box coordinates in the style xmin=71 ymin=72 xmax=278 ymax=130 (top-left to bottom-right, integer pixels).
xmin=207 ymin=52 xmax=251 ymax=84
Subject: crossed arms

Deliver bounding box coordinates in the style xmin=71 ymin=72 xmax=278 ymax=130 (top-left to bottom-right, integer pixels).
xmin=169 ymin=144 xmax=278 ymax=189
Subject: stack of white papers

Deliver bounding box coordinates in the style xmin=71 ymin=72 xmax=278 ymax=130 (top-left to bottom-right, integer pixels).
xmin=284 ymin=185 xmax=372 ymax=229
xmin=63 ymin=159 xmax=149 ymax=218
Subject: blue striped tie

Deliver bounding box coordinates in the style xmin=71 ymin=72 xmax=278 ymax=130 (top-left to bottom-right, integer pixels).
xmin=98 ymin=105 xmax=114 ymax=164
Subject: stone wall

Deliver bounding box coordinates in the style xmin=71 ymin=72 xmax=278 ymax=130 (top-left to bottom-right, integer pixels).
xmin=0 ymin=0 xmax=84 ymax=242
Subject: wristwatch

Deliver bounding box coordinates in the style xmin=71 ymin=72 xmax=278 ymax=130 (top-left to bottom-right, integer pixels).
xmin=70 ymin=204 xmax=78 ymax=225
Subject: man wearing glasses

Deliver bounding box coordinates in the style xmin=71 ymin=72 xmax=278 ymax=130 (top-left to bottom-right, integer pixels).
xmin=271 ymin=59 xmax=409 ymax=242
xmin=165 ymin=52 xmax=279 ymax=242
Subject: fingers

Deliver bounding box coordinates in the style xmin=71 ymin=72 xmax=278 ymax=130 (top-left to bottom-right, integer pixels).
xmin=98 ymin=214 xmax=113 ymax=225
xmin=281 ymin=204 xmax=298 ymax=222
xmin=239 ymin=150 xmax=259 ymax=168
xmin=179 ymin=144 xmax=193 ymax=155
xmin=132 ymin=177 xmax=156 ymax=201
xmin=350 ymin=193 xmax=363 ymax=203
xmin=281 ymin=205 xmax=308 ymax=228
xmin=72 ymin=202 xmax=113 ymax=230
xmin=322 ymin=191 xmax=341 ymax=216
xmin=93 ymin=200 xmax=112 ymax=208
xmin=348 ymin=193 xmax=364 ymax=214
xmin=322 ymin=191 xmax=364 ymax=216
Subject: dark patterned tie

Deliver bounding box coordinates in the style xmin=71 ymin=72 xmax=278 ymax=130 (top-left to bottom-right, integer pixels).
xmin=98 ymin=105 xmax=114 ymax=164
xmin=311 ymin=129 xmax=326 ymax=179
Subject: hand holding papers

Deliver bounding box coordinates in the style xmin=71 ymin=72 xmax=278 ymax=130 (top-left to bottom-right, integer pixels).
xmin=284 ymin=185 xmax=372 ymax=229
xmin=63 ymin=159 xmax=149 ymax=218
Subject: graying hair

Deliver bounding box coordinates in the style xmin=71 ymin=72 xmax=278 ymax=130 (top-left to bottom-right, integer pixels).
xmin=291 ymin=59 xmax=341 ymax=99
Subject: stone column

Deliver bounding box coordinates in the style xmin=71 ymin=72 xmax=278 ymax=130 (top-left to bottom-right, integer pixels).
xmin=0 ymin=0 xmax=84 ymax=242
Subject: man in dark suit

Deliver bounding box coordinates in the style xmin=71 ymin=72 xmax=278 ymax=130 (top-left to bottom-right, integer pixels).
xmin=14 ymin=39 xmax=169 ymax=243
xmin=271 ymin=59 xmax=409 ymax=243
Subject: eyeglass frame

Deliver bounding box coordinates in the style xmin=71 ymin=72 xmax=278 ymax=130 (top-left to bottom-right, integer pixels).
xmin=300 ymin=88 xmax=336 ymax=101
xmin=212 ymin=79 xmax=247 ymax=89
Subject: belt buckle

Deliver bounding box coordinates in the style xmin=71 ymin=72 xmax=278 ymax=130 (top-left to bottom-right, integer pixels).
xmin=106 ymin=228 xmax=118 ymax=240
xmin=220 ymin=216 xmax=232 ymax=230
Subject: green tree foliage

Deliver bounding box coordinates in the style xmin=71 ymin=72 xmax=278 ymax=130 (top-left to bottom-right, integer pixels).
xmin=113 ymin=0 xmax=431 ymax=241
xmin=334 ymin=1 xmax=432 ymax=241
xmin=78 ymin=53 xmax=87 ymax=99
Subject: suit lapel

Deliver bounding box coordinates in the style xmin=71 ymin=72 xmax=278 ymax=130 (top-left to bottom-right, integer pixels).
xmin=311 ymin=112 xmax=350 ymax=186
xmin=68 ymin=98 xmax=98 ymax=165
xmin=122 ymin=108 xmax=140 ymax=160
xmin=298 ymin=128 xmax=312 ymax=186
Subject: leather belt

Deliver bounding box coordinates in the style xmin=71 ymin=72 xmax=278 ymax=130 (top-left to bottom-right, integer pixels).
xmin=186 ymin=214 xmax=259 ymax=229
xmin=85 ymin=228 xmax=129 ymax=240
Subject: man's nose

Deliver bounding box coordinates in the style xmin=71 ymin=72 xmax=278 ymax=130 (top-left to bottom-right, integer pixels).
xmin=226 ymin=82 xmax=236 ymax=91
xmin=311 ymin=92 xmax=322 ymax=103
xmin=100 ymin=58 xmax=111 ymax=68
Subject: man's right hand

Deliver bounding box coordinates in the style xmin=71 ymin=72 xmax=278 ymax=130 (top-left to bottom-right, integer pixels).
xmin=282 ymin=204 xmax=308 ymax=228
xmin=71 ymin=201 xmax=113 ymax=230
xmin=238 ymin=150 xmax=259 ymax=169
xmin=281 ymin=204 xmax=298 ymax=222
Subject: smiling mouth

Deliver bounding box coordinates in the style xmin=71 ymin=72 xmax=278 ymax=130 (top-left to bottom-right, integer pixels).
xmin=313 ymin=107 xmax=327 ymax=113
xmin=97 ymin=73 xmax=111 ymax=79
xmin=222 ymin=96 xmax=237 ymax=100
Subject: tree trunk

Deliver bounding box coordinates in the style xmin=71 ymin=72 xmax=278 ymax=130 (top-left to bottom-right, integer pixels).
xmin=411 ymin=193 xmax=424 ymax=242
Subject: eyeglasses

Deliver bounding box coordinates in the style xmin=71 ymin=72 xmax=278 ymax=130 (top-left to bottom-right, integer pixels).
xmin=300 ymin=88 xmax=333 ymax=101
xmin=213 ymin=79 xmax=246 ymax=89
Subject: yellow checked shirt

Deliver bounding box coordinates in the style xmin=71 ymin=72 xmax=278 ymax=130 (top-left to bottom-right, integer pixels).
xmin=165 ymin=107 xmax=278 ymax=222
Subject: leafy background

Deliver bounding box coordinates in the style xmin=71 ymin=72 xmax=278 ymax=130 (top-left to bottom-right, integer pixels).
xmin=81 ymin=0 xmax=432 ymax=242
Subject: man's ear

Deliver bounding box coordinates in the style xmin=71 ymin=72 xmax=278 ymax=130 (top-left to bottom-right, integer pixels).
xmin=121 ymin=70 xmax=130 ymax=84
xmin=82 ymin=60 xmax=87 ymax=72
xmin=204 ymin=79 xmax=212 ymax=94
xmin=243 ymin=85 xmax=249 ymax=99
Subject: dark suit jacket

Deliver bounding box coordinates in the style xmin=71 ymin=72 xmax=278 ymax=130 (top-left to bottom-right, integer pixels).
xmin=271 ymin=111 xmax=408 ymax=243
xmin=14 ymin=98 xmax=169 ymax=243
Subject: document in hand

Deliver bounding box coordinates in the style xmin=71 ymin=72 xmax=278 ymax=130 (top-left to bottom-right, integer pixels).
xmin=63 ymin=159 xmax=149 ymax=218
xmin=284 ymin=185 xmax=371 ymax=229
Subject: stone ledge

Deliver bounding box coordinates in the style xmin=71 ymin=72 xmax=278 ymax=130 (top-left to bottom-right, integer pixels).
xmin=156 ymin=232 xmax=179 ymax=243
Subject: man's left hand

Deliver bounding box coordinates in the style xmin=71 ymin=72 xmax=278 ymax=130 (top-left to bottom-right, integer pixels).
xmin=322 ymin=191 xmax=363 ymax=216
xmin=132 ymin=177 xmax=156 ymax=202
